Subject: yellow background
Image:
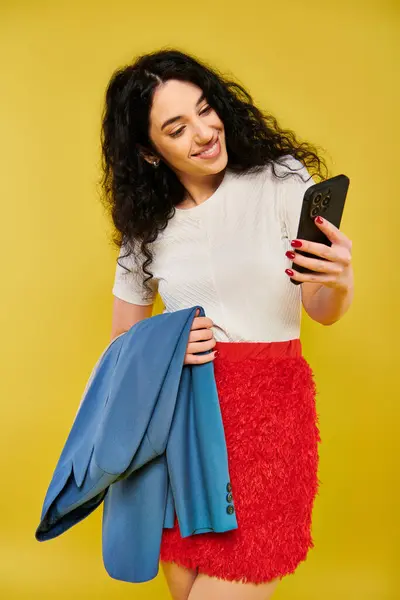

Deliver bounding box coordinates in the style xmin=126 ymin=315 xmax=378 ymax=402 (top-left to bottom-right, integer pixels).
xmin=1 ymin=0 xmax=398 ymax=598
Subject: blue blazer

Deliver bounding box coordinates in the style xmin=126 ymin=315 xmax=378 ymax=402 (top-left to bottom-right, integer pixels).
xmin=35 ymin=305 xmax=238 ymax=583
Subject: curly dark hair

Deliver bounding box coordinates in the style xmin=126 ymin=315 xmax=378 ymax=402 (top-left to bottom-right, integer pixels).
xmin=98 ymin=47 xmax=329 ymax=300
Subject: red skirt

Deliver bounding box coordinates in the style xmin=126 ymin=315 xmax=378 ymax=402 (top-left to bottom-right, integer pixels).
xmin=159 ymin=338 xmax=321 ymax=584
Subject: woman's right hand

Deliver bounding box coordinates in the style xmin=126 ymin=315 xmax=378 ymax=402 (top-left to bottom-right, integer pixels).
xmin=183 ymin=308 xmax=217 ymax=365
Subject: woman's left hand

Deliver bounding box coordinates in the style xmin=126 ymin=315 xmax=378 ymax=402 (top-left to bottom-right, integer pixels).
xmin=285 ymin=216 xmax=353 ymax=291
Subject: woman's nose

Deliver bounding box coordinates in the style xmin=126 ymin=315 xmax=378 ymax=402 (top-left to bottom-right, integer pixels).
xmin=193 ymin=121 xmax=214 ymax=142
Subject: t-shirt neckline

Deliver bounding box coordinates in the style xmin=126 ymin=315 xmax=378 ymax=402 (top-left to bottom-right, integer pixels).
xmin=174 ymin=168 xmax=232 ymax=217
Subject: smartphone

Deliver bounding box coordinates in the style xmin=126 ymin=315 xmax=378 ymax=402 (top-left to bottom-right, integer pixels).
xmin=290 ymin=174 xmax=350 ymax=285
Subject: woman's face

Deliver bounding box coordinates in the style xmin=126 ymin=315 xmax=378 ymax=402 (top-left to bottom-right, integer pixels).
xmin=146 ymin=79 xmax=228 ymax=178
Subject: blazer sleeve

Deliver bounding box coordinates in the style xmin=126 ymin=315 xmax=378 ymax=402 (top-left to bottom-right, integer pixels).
xmin=35 ymin=333 xmax=158 ymax=542
xmin=35 ymin=342 xmax=122 ymax=541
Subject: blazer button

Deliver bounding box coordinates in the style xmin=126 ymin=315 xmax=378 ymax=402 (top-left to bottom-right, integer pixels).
xmin=226 ymin=482 xmax=232 ymax=493
xmin=226 ymin=493 xmax=233 ymax=503
xmin=226 ymin=504 xmax=235 ymax=515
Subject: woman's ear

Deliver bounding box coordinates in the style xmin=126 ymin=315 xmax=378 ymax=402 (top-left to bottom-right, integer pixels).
xmin=137 ymin=144 xmax=158 ymax=165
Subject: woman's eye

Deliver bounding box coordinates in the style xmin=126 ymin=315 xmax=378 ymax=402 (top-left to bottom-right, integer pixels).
xmin=200 ymin=105 xmax=212 ymax=115
xmin=170 ymin=128 xmax=185 ymax=138
xmin=169 ymin=107 xmax=212 ymax=138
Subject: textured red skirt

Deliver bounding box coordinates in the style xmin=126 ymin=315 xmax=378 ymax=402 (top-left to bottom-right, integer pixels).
xmin=159 ymin=338 xmax=321 ymax=584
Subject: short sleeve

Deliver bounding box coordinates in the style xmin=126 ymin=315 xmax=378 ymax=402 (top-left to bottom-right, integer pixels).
xmin=277 ymin=155 xmax=316 ymax=241
xmin=112 ymin=242 xmax=158 ymax=305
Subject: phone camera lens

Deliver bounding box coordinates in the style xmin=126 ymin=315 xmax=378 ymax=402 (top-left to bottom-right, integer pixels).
xmin=312 ymin=193 xmax=322 ymax=206
xmin=322 ymin=195 xmax=330 ymax=207
xmin=310 ymin=206 xmax=319 ymax=218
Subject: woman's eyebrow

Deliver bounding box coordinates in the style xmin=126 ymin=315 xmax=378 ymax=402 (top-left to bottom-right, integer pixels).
xmin=161 ymin=92 xmax=206 ymax=131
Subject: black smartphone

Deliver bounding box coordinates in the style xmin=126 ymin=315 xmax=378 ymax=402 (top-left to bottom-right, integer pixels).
xmin=290 ymin=174 xmax=350 ymax=285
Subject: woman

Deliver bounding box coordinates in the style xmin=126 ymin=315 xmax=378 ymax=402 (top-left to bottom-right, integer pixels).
xmin=101 ymin=49 xmax=354 ymax=600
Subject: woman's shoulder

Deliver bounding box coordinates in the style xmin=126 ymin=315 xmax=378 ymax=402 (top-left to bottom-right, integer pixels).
xmin=265 ymin=154 xmax=307 ymax=180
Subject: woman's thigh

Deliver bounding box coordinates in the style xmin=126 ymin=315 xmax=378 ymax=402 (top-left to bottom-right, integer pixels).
xmin=188 ymin=572 xmax=280 ymax=600
xmin=160 ymin=560 xmax=198 ymax=600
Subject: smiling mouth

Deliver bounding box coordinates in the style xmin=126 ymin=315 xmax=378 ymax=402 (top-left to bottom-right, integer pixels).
xmin=192 ymin=136 xmax=220 ymax=157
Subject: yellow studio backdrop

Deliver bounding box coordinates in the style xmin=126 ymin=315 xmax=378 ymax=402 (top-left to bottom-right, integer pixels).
xmin=1 ymin=1 xmax=398 ymax=598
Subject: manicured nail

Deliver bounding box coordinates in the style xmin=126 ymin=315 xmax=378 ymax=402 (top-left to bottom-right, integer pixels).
xmin=285 ymin=269 xmax=294 ymax=276
xmin=285 ymin=251 xmax=296 ymax=259
xmin=214 ymin=350 xmax=218 ymax=357
xmin=315 ymin=216 xmax=324 ymax=224
xmin=291 ymin=240 xmax=302 ymax=248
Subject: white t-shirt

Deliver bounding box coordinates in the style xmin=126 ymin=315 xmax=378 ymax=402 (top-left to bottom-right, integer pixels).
xmin=112 ymin=155 xmax=315 ymax=343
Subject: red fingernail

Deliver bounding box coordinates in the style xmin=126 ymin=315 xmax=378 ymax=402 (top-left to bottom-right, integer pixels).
xmin=285 ymin=251 xmax=296 ymax=259
xmin=285 ymin=269 xmax=294 ymax=276
xmin=315 ymin=216 xmax=324 ymax=224
xmin=291 ymin=240 xmax=302 ymax=248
